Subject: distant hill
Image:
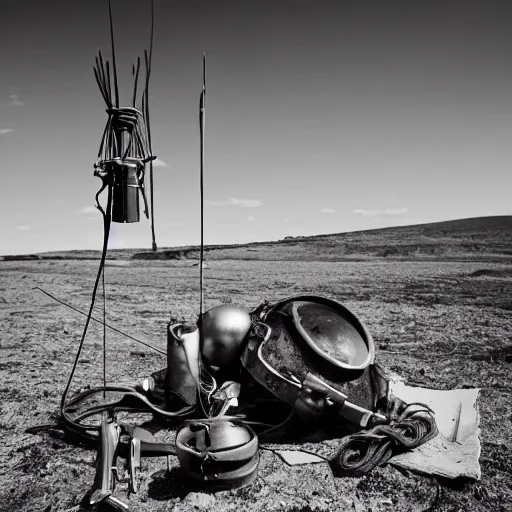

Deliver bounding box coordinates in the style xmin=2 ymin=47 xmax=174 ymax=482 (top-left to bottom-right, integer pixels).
xmin=134 ymin=215 xmax=511 ymax=262
xmin=3 ymin=216 xmax=512 ymax=262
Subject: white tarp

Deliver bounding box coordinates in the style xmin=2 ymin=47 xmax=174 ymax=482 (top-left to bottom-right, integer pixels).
xmin=388 ymin=381 xmax=481 ymax=480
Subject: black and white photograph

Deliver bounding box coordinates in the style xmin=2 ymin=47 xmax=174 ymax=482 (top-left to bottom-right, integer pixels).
xmin=1 ymin=1 xmax=511 ymax=511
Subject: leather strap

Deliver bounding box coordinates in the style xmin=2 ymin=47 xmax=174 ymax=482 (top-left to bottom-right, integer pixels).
xmin=175 ymin=420 xmax=259 ymax=489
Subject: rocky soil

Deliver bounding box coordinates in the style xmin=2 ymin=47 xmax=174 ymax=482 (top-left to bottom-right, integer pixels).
xmin=1 ymin=257 xmax=511 ymax=511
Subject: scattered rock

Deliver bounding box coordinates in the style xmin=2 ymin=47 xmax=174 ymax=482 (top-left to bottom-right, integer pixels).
xmin=352 ymin=496 xmax=365 ymax=512
xmin=183 ymin=492 xmax=216 ymax=509
xmin=3 ymin=255 xmax=512 ymax=512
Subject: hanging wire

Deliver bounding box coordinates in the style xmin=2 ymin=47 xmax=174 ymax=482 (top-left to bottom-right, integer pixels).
xmin=56 ymin=0 xmax=191 ymax=441
xmin=34 ymin=286 xmax=166 ymax=355
xmin=58 ymin=184 xmax=193 ymax=437
xmin=59 ymin=185 xmax=113 ymax=427
xmin=102 ymin=266 xmax=107 ymax=398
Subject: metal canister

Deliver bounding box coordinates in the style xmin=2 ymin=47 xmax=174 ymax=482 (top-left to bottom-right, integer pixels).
xmin=108 ymin=158 xmax=143 ymax=223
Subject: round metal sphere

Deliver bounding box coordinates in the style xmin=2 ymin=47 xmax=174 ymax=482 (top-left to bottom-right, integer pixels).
xmin=201 ymin=304 xmax=252 ymax=368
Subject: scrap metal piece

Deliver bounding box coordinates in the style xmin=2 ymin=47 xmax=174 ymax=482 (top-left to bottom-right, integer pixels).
xmin=242 ymin=296 xmax=383 ymax=428
xmin=211 ymin=381 xmax=241 ymax=417
xmin=449 ymin=402 xmax=463 ymax=443
xmin=296 ymin=373 xmax=388 ymax=427
xmin=105 ymin=495 xmax=130 ymax=511
xmin=275 ymin=450 xmax=326 ymax=466
xmin=129 ymin=437 xmax=141 ymax=493
xmin=89 ymin=412 xmax=128 ymax=510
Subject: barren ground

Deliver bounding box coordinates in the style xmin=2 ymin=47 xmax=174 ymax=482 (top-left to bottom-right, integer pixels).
xmin=1 ymin=257 xmax=511 ymax=511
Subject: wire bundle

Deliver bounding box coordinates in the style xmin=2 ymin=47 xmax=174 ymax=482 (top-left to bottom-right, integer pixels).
xmin=94 ymin=51 xmax=155 ymax=164
xmin=58 ymin=0 xmax=163 ymax=440
xmin=331 ymin=402 xmax=438 ymax=476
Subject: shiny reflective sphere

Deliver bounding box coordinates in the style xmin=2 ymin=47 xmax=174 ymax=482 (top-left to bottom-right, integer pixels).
xmin=201 ymin=304 xmax=252 ymax=368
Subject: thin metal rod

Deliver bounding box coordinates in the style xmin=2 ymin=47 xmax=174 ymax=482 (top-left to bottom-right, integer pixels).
xmin=199 ymin=54 xmax=206 ymax=319
xmin=149 ymin=162 xmax=156 ymax=250
xmin=98 ymin=51 xmax=111 ymax=107
xmin=93 ymin=66 xmax=110 ymax=106
xmin=106 ymin=61 xmax=112 ymax=106
xmin=149 ymin=0 xmax=155 ymax=66
xmin=108 ymin=0 xmax=120 ymax=108
xmin=97 ymin=120 xmax=109 ymax=159
xmin=144 ymin=41 xmax=157 ymax=251
xmin=33 ymin=287 xmax=166 ymax=356
xmin=103 ymin=57 xmax=113 ymax=106
xmin=132 ymin=56 xmax=141 ymax=108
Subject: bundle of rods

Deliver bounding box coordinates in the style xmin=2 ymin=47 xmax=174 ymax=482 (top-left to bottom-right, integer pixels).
xmin=93 ymin=49 xmax=154 ymax=164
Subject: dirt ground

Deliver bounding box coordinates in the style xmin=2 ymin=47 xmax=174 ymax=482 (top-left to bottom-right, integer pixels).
xmin=1 ymin=258 xmax=511 ymax=511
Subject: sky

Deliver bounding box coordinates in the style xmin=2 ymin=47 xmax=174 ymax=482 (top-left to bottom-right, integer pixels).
xmin=1 ymin=0 xmax=511 ymax=255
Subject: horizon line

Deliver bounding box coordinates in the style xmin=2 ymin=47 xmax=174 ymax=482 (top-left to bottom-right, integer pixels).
xmin=4 ymin=213 xmax=510 ymax=258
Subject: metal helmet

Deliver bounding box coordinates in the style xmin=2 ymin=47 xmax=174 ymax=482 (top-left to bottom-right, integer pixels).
xmin=200 ymin=304 xmax=252 ymax=369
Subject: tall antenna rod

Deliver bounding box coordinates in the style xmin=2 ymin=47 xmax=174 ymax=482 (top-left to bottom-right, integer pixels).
xmin=199 ymin=54 xmax=206 ymax=319
xmin=148 ymin=0 xmax=157 ymax=252
xmin=103 ymin=0 xmax=119 ymax=399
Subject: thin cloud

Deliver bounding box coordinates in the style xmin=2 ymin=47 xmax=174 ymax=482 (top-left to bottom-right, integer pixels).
xmin=320 ymin=208 xmax=336 ymax=214
xmin=151 ymin=158 xmax=168 ymax=168
xmin=206 ymin=198 xmax=263 ymax=208
xmin=17 ymin=225 xmax=32 ymax=231
xmin=74 ymin=205 xmax=98 ymax=215
xmin=247 ymin=216 xmax=255 ymax=222
xmin=0 ymin=128 xmax=15 ymax=135
xmin=353 ymin=207 xmax=409 ymax=218
xmin=353 ymin=209 xmax=379 ymax=217
xmin=284 ymin=218 xmax=290 ymax=223
xmin=10 ymin=94 xmax=24 ymax=106
xmin=384 ymin=208 xmax=408 ymax=215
